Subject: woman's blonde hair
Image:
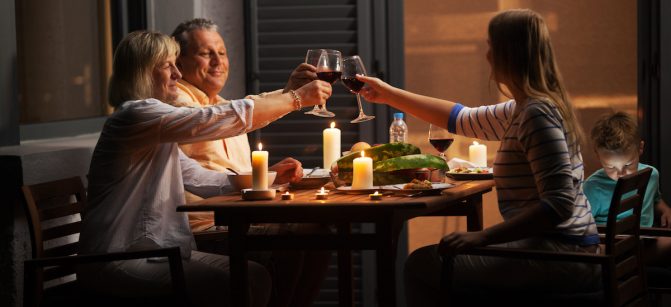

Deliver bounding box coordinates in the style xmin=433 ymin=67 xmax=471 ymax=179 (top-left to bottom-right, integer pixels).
xmin=108 ymin=31 xmax=180 ymax=108
xmin=488 ymin=9 xmax=583 ymax=156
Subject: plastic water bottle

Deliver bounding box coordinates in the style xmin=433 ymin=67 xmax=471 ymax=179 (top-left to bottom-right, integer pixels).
xmin=389 ymin=112 xmax=408 ymax=143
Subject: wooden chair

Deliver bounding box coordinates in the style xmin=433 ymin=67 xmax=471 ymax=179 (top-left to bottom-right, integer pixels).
xmin=441 ymin=167 xmax=653 ymax=307
xmin=21 ymin=176 xmax=187 ymax=307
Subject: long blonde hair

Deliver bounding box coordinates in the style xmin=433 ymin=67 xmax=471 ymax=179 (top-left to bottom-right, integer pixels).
xmin=488 ymin=9 xmax=583 ymax=156
xmin=108 ymin=31 xmax=180 ymax=108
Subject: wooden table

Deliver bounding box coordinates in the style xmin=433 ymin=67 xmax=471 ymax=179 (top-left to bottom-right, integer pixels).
xmin=177 ymin=179 xmax=494 ymax=307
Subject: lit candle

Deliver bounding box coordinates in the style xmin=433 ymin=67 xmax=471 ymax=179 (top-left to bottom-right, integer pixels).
xmin=369 ymin=191 xmax=382 ymax=200
xmin=252 ymin=143 xmax=269 ymax=190
xmin=352 ymin=151 xmax=374 ymax=189
xmin=469 ymin=141 xmax=487 ymax=168
xmin=281 ymin=191 xmax=294 ymax=200
xmin=315 ymin=187 xmax=329 ymax=200
xmin=323 ymin=122 xmax=341 ymax=169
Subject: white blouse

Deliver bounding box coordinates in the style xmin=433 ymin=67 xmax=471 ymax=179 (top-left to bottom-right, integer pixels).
xmin=79 ymin=98 xmax=254 ymax=258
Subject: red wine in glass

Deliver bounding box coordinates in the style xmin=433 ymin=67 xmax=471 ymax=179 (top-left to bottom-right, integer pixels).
xmin=429 ymin=138 xmax=454 ymax=153
xmin=342 ymin=77 xmax=365 ymax=93
xmin=317 ymin=71 xmax=342 ymax=84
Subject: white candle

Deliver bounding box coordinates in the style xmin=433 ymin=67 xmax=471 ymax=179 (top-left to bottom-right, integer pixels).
xmin=469 ymin=141 xmax=487 ymax=168
xmin=323 ymin=122 xmax=341 ymax=169
xmin=252 ymin=143 xmax=269 ymax=190
xmin=352 ymin=151 xmax=374 ymax=189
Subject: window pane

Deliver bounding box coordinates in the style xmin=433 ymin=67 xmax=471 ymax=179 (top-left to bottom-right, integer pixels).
xmin=405 ymin=0 xmax=636 ymax=252
xmin=17 ymin=0 xmax=106 ymax=124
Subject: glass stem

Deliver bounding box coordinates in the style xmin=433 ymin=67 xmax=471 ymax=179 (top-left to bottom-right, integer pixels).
xmin=356 ymin=94 xmax=364 ymax=114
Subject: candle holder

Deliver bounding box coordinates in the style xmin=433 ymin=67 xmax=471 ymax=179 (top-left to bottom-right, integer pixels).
xmin=315 ymin=187 xmax=329 ymax=200
xmin=281 ymin=192 xmax=294 ymax=200
xmin=369 ymin=191 xmax=383 ymax=200
xmin=241 ymin=188 xmax=276 ymax=201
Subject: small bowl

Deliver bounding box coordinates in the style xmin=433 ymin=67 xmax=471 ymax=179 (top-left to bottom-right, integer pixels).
xmin=228 ymin=171 xmax=277 ymax=191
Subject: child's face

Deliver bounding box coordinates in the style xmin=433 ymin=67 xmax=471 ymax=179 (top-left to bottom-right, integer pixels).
xmin=595 ymin=141 xmax=644 ymax=181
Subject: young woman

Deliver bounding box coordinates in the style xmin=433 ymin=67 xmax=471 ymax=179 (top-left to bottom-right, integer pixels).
xmin=357 ymin=9 xmax=600 ymax=305
xmin=78 ymin=30 xmax=331 ymax=307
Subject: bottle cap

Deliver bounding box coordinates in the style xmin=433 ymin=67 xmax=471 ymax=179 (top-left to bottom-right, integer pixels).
xmin=393 ymin=113 xmax=404 ymax=119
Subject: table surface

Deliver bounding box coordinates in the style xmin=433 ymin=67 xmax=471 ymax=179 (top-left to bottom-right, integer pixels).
xmin=178 ymin=179 xmax=495 ymax=213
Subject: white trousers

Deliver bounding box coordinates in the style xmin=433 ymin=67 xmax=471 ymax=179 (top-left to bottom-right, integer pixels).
xmin=78 ymin=250 xmax=271 ymax=307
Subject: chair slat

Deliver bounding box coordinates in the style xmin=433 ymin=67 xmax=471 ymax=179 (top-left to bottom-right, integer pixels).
xmin=614 ymin=215 xmax=638 ymax=236
xmin=26 ymin=177 xmax=84 ymax=202
xmin=43 ymin=242 xmax=79 ymax=258
xmin=612 ymin=236 xmax=637 ymax=257
xmin=617 ymin=196 xmax=641 ymax=215
xmin=42 ymin=221 xmax=81 ymax=241
xmin=39 ymin=202 xmax=82 ymax=221
xmin=616 ymin=275 xmax=644 ymax=306
xmin=614 ymin=255 xmax=639 ymax=280
xmin=43 ymin=264 xmax=76 ymax=282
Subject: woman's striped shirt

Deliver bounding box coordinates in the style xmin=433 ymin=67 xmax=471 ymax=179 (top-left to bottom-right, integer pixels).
xmin=448 ymin=99 xmax=598 ymax=245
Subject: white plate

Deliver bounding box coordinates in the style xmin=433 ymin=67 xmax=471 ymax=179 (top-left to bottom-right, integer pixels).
xmin=381 ymin=183 xmax=455 ymax=195
xmin=446 ymin=167 xmax=493 ymax=180
xmin=335 ymin=186 xmax=383 ymax=194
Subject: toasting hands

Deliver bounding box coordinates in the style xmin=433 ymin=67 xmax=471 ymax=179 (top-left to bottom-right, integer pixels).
xmin=284 ymin=63 xmax=319 ymax=93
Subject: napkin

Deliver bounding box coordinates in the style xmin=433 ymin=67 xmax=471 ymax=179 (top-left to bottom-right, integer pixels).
xmin=447 ymin=158 xmax=478 ymax=170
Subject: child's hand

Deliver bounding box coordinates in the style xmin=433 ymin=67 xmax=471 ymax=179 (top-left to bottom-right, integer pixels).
xmin=660 ymin=209 xmax=671 ymax=228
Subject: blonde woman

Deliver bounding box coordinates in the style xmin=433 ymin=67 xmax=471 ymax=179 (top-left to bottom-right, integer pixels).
xmin=78 ymin=31 xmax=331 ymax=307
xmin=357 ymin=9 xmax=599 ymax=305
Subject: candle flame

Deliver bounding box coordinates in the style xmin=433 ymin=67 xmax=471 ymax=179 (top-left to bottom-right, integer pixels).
xmin=373 ymin=191 xmax=380 ymax=195
xmin=320 ymin=187 xmax=326 ymax=193
xmin=361 ymin=151 xmax=365 ymax=158
xmin=330 ymin=122 xmax=336 ymax=129
xmin=258 ymin=143 xmax=263 ymax=151
xmin=283 ymin=191 xmax=290 ymax=195
xmin=473 ymin=141 xmax=479 ymax=145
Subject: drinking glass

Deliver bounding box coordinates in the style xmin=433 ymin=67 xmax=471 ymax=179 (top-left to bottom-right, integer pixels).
xmin=428 ymin=124 xmax=454 ymax=161
xmin=304 ymin=49 xmax=341 ymax=117
xmin=342 ymin=55 xmax=375 ymax=123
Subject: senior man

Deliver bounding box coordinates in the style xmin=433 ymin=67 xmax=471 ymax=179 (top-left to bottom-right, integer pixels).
xmin=169 ymin=18 xmax=330 ymax=307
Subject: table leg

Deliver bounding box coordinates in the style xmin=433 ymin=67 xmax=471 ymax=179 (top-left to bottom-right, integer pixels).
xmin=376 ymin=219 xmax=397 ymax=307
xmin=465 ymin=194 xmax=484 ymax=231
xmin=229 ymin=220 xmax=249 ymax=307
xmin=336 ymin=223 xmax=354 ymax=307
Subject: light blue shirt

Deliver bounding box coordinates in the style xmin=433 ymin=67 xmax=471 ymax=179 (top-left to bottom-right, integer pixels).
xmin=584 ymin=163 xmax=661 ymax=227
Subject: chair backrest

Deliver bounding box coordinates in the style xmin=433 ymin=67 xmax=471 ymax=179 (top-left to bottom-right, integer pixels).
xmin=602 ymin=167 xmax=652 ymax=306
xmin=22 ymin=176 xmax=86 ymax=285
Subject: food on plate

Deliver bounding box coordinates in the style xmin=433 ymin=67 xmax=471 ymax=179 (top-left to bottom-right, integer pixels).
xmin=449 ymin=167 xmax=491 ymax=174
xmin=403 ymin=179 xmax=433 ymax=190
xmin=350 ymin=141 xmax=371 ymax=152
xmin=331 ymin=143 xmax=448 ymax=186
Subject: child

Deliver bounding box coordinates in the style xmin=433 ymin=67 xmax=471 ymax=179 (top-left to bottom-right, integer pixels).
xmin=584 ymin=111 xmax=671 ymax=265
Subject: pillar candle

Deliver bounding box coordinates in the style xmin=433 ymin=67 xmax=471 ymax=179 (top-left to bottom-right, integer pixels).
xmin=469 ymin=141 xmax=487 ymax=168
xmin=351 ymin=151 xmax=373 ymax=189
xmin=323 ymin=122 xmax=341 ymax=169
xmin=252 ymin=143 xmax=269 ymax=190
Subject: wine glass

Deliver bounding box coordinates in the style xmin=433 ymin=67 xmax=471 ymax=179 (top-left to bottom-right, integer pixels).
xmin=428 ymin=124 xmax=454 ymax=161
xmin=342 ymin=55 xmax=375 ymax=123
xmin=304 ymin=49 xmax=341 ymax=117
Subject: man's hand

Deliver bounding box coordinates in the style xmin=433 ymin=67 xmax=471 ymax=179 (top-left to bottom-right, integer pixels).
xmin=294 ymin=80 xmax=332 ymax=107
xmin=438 ymin=231 xmax=487 ymax=255
xmin=269 ymin=157 xmax=304 ymax=184
xmin=283 ymin=63 xmax=318 ymax=93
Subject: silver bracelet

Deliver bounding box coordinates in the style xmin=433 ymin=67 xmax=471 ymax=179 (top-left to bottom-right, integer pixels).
xmin=289 ymin=90 xmax=302 ymax=111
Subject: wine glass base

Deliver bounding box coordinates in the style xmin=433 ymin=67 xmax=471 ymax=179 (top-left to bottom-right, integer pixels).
xmin=350 ymin=115 xmax=375 ymax=123
xmin=313 ymin=110 xmax=336 ymax=117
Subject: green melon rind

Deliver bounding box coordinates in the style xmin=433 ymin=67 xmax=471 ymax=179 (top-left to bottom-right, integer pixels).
xmin=373 ymin=154 xmax=447 ymax=173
